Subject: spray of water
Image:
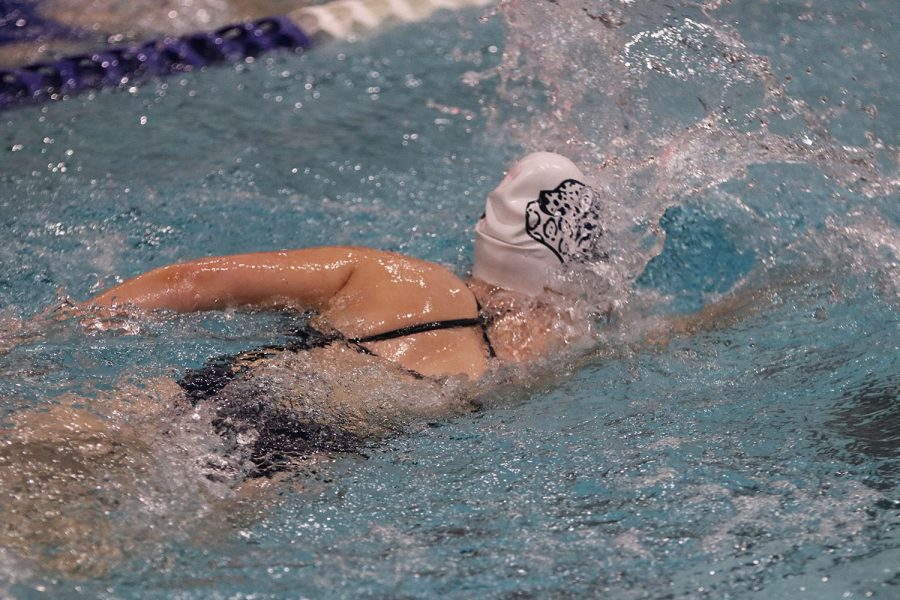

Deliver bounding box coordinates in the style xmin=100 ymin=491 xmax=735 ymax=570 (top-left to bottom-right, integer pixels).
xmin=472 ymin=0 xmax=898 ymax=310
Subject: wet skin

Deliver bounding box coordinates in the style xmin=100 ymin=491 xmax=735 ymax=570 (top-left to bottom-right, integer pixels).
xmin=87 ymin=246 xmax=562 ymax=380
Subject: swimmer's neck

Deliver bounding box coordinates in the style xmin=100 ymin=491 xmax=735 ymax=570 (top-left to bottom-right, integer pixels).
xmin=467 ymin=278 xmax=570 ymax=364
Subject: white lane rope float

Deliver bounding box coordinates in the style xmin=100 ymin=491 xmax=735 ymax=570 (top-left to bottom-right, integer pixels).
xmin=292 ymin=0 xmax=493 ymax=40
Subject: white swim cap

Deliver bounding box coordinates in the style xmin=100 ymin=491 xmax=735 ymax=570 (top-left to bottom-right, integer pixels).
xmin=473 ymin=152 xmax=604 ymax=295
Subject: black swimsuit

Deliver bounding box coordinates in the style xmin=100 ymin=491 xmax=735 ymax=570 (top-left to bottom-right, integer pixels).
xmin=177 ymin=307 xmax=495 ymax=477
xmin=178 ymin=310 xmax=495 ymax=405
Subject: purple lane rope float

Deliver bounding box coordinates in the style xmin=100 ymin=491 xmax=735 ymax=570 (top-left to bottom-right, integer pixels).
xmin=0 ymin=0 xmax=493 ymax=110
xmin=0 ymin=0 xmax=84 ymax=46
xmin=0 ymin=16 xmax=310 ymax=107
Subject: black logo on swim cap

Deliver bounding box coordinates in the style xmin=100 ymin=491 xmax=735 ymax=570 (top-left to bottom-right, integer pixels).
xmin=525 ymin=179 xmax=604 ymax=263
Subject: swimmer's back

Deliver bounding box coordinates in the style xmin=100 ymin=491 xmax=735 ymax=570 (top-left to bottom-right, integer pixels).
xmin=322 ymin=248 xmax=490 ymax=379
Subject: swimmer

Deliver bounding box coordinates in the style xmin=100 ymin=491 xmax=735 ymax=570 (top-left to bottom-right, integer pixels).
xmin=0 ymin=151 xmax=780 ymax=575
xmin=7 ymin=150 xmax=772 ymax=452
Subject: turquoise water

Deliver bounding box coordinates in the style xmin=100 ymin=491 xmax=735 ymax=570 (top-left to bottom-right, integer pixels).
xmin=1 ymin=2 xmax=898 ymax=598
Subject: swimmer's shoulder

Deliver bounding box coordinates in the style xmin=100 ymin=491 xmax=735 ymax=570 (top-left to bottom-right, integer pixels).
xmin=350 ymin=247 xmax=471 ymax=289
xmin=263 ymin=246 xmax=455 ymax=275
xmin=314 ymin=246 xmax=477 ymax=315
xmin=284 ymin=246 xmax=463 ymax=281
xmin=216 ymin=245 xmax=470 ymax=303
xmin=230 ymin=246 xmax=472 ymax=312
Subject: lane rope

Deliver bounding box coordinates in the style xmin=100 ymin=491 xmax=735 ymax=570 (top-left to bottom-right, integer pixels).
xmin=0 ymin=0 xmax=493 ymax=109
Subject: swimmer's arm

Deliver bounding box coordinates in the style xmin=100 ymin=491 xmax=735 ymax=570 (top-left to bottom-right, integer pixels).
xmin=84 ymin=247 xmax=363 ymax=312
xmin=664 ymin=286 xmax=776 ymax=337
xmin=647 ymin=272 xmax=818 ymax=345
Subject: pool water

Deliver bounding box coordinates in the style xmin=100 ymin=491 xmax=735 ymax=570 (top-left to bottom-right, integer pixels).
xmin=1 ymin=1 xmax=898 ymax=598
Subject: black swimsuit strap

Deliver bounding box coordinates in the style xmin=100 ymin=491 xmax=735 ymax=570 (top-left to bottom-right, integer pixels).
xmin=350 ymin=296 xmax=497 ymax=359
xmin=475 ymin=299 xmax=497 ymax=359
xmin=349 ymin=317 xmax=486 ymax=344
